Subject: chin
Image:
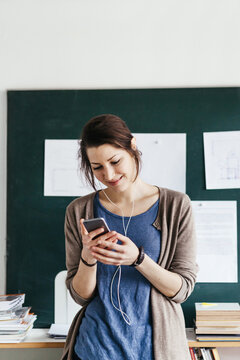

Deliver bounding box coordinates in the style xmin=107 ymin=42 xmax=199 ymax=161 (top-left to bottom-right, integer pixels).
xmin=115 ymin=182 xmax=131 ymax=193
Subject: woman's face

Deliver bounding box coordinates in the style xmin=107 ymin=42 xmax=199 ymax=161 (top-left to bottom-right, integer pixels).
xmin=87 ymin=144 xmax=137 ymax=192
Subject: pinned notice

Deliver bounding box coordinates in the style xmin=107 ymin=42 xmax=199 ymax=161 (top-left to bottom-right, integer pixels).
xmin=192 ymin=200 xmax=238 ymax=283
xmin=204 ymin=131 xmax=240 ymax=189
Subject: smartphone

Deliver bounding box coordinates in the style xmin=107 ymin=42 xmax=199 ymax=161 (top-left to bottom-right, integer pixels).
xmin=83 ymin=218 xmax=110 ymax=238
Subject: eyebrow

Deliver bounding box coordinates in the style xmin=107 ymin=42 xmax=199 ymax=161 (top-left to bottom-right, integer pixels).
xmin=90 ymin=154 xmax=118 ymax=165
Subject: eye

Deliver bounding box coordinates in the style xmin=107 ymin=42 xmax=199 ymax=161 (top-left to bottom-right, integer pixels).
xmin=93 ymin=165 xmax=102 ymax=171
xmin=111 ymin=159 xmax=120 ymax=165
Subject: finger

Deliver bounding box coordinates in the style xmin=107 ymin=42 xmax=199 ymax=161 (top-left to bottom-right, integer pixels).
xmin=88 ymin=234 xmax=117 ymax=251
xmin=80 ymin=219 xmax=88 ymax=235
xmin=86 ymin=227 xmax=105 ymax=240
xmin=115 ymin=232 xmax=128 ymax=243
xmin=90 ymin=231 xmax=117 ymax=246
xmin=94 ymin=240 xmax=123 ymax=253
xmin=98 ymin=232 xmax=117 ymax=242
xmin=90 ymin=236 xmax=117 ymax=250
xmin=91 ymin=245 xmax=124 ymax=258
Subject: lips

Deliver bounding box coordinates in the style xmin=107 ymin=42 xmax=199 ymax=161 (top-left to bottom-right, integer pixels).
xmin=107 ymin=176 xmax=123 ymax=186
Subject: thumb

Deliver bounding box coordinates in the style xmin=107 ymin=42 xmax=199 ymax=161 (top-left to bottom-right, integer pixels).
xmin=80 ymin=218 xmax=88 ymax=235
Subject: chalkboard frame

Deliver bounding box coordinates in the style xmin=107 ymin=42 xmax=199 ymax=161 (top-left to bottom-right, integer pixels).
xmin=7 ymin=88 xmax=240 ymax=327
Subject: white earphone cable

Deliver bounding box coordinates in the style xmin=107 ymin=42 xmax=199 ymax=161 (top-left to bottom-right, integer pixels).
xmin=102 ymin=189 xmax=134 ymax=326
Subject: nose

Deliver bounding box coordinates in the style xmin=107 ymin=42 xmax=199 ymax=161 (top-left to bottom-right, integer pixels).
xmin=103 ymin=166 xmax=115 ymax=181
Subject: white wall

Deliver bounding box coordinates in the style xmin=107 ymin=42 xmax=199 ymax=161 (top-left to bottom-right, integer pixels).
xmin=0 ymin=0 xmax=240 ymax=300
xmin=0 ymin=1 xmax=240 ymax=358
xmin=2 ymin=0 xmax=240 ymax=310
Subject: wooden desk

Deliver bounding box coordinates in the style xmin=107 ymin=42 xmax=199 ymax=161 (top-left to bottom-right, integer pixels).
xmin=0 ymin=329 xmax=64 ymax=349
xmin=0 ymin=328 xmax=240 ymax=349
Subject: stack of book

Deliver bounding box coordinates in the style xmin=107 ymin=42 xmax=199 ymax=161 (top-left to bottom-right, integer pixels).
xmin=189 ymin=347 xmax=220 ymax=360
xmin=195 ymin=302 xmax=240 ymax=342
xmin=0 ymin=294 xmax=37 ymax=343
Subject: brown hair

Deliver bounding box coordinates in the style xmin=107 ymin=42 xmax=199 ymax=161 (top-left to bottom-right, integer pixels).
xmin=79 ymin=114 xmax=142 ymax=190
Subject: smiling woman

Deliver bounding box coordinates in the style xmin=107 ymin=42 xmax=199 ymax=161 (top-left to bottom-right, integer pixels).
xmin=87 ymin=144 xmax=136 ymax=193
xmin=79 ymin=114 xmax=142 ymax=191
xmin=62 ymin=114 xmax=198 ymax=360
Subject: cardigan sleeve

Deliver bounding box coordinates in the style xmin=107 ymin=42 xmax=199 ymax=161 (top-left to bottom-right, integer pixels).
xmin=168 ymin=194 xmax=198 ymax=303
xmin=65 ymin=204 xmax=96 ymax=306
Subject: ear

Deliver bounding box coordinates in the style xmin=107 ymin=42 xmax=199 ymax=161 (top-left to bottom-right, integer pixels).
xmin=131 ymin=137 xmax=137 ymax=150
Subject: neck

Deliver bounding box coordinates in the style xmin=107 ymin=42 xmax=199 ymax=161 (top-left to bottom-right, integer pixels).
xmin=99 ymin=179 xmax=158 ymax=217
xmin=103 ymin=178 xmax=144 ymax=205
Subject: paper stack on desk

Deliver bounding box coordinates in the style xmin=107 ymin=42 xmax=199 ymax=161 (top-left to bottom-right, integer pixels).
xmin=0 ymin=294 xmax=37 ymax=343
xmin=195 ymin=302 xmax=240 ymax=341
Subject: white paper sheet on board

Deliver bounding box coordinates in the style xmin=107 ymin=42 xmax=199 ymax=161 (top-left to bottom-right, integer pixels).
xmin=192 ymin=201 xmax=238 ymax=283
xmin=44 ymin=133 xmax=186 ymax=196
xmin=44 ymin=140 xmax=93 ymax=196
xmin=204 ymin=131 xmax=240 ymax=189
xmin=134 ymin=133 xmax=186 ymax=193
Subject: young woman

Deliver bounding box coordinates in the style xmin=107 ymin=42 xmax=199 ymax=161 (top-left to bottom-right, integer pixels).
xmin=61 ymin=114 xmax=198 ymax=360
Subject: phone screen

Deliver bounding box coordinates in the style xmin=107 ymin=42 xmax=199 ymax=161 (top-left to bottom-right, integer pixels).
xmin=83 ymin=218 xmax=110 ymax=237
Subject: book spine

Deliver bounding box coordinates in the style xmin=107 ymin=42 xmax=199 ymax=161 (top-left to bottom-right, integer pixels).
xmin=206 ymin=348 xmax=214 ymax=360
xmin=190 ymin=348 xmax=220 ymax=360
xmin=211 ymin=348 xmax=221 ymax=360
xmin=193 ymin=347 xmax=200 ymax=360
xmin=195 ymin=347 xmax=203 ymax=359
xmin=200 ymin=348 xmax=210 ymax=360
xmin=196 ymin=320 xmax=240 ymax=327
xmin=189 ymin=347 xmax=196 ymax=360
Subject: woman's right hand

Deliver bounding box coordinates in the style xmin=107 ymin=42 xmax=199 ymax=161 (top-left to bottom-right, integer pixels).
xmin=80 ymin=219 xmax=118 ymax=263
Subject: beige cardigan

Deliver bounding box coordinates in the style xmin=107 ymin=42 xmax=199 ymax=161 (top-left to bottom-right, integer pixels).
xmin=61 ymin=187 xmax=198 ymax=360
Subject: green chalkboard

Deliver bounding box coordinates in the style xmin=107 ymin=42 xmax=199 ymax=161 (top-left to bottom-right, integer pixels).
xmin=7 ymin=88 xmax=240 ymax=327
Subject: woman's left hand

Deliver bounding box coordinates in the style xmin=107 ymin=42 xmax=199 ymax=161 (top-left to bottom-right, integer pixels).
xmin=90 ymin=233 xmax=139 ymax=266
